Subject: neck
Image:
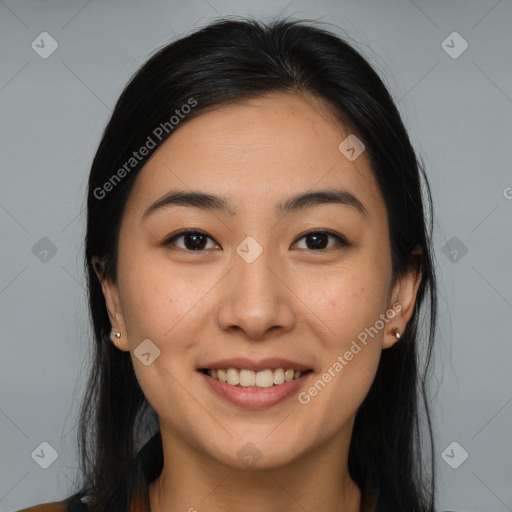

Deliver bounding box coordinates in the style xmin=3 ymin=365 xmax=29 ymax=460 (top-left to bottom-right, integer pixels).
xmin=149 ymin=426 xmax=363 ymax=512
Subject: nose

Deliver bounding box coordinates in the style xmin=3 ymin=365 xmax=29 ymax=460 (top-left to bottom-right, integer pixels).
xmin=215 ymin=247 xmax=295 ymax=341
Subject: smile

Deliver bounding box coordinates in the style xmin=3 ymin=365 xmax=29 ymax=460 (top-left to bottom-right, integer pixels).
xmin=198 ymin=367 xmax=314 ymax=409
xmin=200 ymin=368 xmax=312 ymax=388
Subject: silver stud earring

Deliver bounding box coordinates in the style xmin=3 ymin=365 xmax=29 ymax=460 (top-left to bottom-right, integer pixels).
xmin=391 ymin=327 xmax=401 ymax=340
xmin=111 ymin=331 xmax=121 ymax=338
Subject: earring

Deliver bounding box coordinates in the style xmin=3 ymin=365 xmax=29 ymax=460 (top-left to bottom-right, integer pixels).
xmin=391 ymin=327 xmax=401 ymax=340
xmin=110 ymin=331 xmax=122 ymax=350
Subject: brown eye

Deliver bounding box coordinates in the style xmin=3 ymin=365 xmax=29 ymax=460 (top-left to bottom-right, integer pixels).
xmin=292 ymin=231 xmax=349 ymax=251
xmin=163 ymin=230 xmax=220 ymax=251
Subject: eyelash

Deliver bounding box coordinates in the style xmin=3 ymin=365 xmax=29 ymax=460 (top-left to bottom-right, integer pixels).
xmin=162 ymin=229 xmax=349 ymax=252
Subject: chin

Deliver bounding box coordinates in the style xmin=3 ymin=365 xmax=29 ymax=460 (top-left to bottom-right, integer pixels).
xmin=201 ymin=433 xmax=309 ymax=471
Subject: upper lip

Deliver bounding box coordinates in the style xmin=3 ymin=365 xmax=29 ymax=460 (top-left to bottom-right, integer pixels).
xmin=198 ymin=357 xmax=312 ymax=372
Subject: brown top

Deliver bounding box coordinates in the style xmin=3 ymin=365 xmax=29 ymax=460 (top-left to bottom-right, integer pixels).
xmin=15 ymin=470 xmax=149 ymax=512
xmin=130 ymin=468 xmax=150 ymax=512
xmin=16 ymin=503 xmax=68 ymax=512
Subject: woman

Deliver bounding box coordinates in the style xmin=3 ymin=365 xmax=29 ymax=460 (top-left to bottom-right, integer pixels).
xmin=19 ymin=17 xmax=437 ymax=512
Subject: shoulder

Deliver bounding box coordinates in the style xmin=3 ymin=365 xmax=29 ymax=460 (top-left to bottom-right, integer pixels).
xmin=15 ymin=494 xmax=88 ymax=512
xmin=14 ymin=500 xmax=69 ymax=512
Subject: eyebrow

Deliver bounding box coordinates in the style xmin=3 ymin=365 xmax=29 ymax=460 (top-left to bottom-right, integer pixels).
xmin=142 ymin=188 xmax=367 ymax=219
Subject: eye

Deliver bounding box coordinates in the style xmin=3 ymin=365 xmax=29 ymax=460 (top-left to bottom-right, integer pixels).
xmin=163 ymin=229 xmax=220 ymax=251
xmin=163 ymin=229 xmax=349 ymax=252
xmin=292 ymin=230 xmax=349 ymax=251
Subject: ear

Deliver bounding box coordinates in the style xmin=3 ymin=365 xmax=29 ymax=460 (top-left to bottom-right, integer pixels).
xmin=92 ymin=256 xmax=129 ymax=352
xmin=383 ymin=246 xmax=423 ymax=349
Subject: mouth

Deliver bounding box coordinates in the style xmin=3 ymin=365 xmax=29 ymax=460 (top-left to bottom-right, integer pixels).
xmin=197 ymin=362 xmax=314 ymax=409
xmin=199 ymin=367 xmax=314 ymax=388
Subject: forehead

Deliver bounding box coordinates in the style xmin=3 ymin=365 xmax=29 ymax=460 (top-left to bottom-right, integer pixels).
xmin=125 ymin=93 xmax=386 ymax=220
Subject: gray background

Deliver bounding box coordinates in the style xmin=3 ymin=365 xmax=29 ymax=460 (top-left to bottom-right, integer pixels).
xmin=1 ymin=1 xmax=511 ymax=511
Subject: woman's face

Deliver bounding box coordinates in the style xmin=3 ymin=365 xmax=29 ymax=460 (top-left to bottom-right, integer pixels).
xmin=99 ymin=92 xmax=420 ymax=469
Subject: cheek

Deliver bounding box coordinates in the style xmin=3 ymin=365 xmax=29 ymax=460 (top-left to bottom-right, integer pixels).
xmin=120 ymin=275 xmax=171 ymax=343
xmin=296 ymin=275 xmax=387 ymax=441
xmin=116 ymin=253 xmax=212 ymax=435
xmin=117 ymin=247 xmax=219 ymax=358
xmin=294 ymin=254 xmax=390 ymax=407
xmin=297 ymin=259 xmax=390 ymax=348
xmin=117 ymin=246 xmax=183 ymax=342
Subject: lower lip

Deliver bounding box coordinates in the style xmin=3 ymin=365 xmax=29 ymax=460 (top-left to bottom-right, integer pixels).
xmin=199 ymin=371 xmax=313 ymax=409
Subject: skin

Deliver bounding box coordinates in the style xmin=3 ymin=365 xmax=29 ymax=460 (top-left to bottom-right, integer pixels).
xmin=95 ymin=92 xmax=422 ymax=512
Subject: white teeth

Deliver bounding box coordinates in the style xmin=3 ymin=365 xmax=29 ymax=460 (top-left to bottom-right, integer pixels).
xmin=206 ymin=368 xmax=308 ymax=388
xmin=255 ymin=369 xmax=274 ymax=388
xmin=273 ymin=368 xmax=285 ymax=385
xmin=226 ymin=368 xmax=240 ymax=386
xmin=239 ymin=369 xmax=255 ymax=387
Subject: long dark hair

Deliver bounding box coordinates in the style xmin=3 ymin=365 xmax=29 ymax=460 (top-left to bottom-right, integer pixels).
xmin=71 ymin=17 xmax=437 ymax=512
